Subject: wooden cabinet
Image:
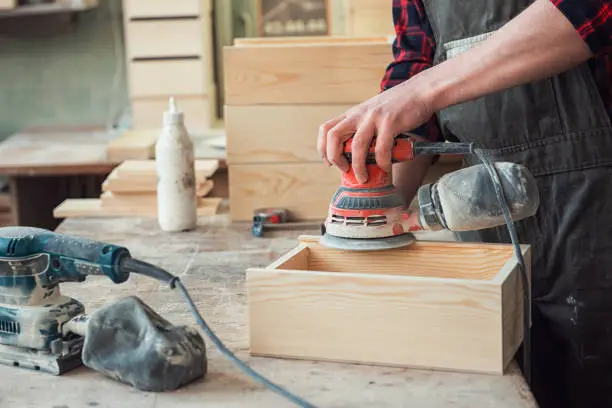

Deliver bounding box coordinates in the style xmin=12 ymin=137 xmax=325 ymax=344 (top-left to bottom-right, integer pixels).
xmin=122 ymin=0 xmax=216 ymax=133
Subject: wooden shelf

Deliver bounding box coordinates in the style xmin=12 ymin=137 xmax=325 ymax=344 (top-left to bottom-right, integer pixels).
xmin=0 ymin=1 xmax=98 ymax=19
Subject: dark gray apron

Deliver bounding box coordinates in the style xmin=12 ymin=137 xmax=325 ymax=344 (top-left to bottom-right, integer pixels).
xmin=420 ymin=1 xmax=612 ymax=407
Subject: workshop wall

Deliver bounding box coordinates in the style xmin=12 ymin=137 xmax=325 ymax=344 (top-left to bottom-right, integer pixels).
xmin=0 ymin=0 xmax=128 ymax=140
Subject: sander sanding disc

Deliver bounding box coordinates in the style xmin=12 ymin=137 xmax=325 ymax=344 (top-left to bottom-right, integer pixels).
xmin=320 ymin=233 xmax=416 ymax=251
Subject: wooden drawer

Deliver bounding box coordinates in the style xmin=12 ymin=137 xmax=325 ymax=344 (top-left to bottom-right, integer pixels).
xmin=124 ymin=0 xmax=202 ymax=19
xmin=128 ymin=59 xmax=206 ymax=98
xmin=131 ymin=96 xmax=212 ymax=133
xmin=126 ymin=19 xmax=203 ymax=59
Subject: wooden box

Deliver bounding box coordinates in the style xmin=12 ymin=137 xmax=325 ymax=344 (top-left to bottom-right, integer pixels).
xmin=246 ymin=235 xmax=530 ymax=374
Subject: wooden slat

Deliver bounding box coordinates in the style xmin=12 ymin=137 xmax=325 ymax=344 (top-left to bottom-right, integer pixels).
xmin=128 ymin=60 xmax=206 ymax=98
xmin=53 ymin=197 xmax=222 ymax=219
xmin=228 ymin=163 xmax=341 ymax=221
xmin=225 ymin=104 xmax=352 ymax=164
xmin=126 ymin=19 xmax=204 ymax=59
xmin=103 ymin=179 xmax=213 ymax=198
xmin=346 ymin=0 xmax=395 ymax=37
xmin=246 ymin=238 xmax=531 ymax=374
xmin=106 ymin=129 xmax=158 ymax=162
xmin=223 ymin=41 xmax=392 ymax=105
xmin=123 ymin=0 xmax=202 ymax=19
xmin=113 ymin=159 xmax=218 ymax=177
xmin=102 ymin=159 xmax=219 ymax=192
xmin=233 ymin=35 xmax=392 ymax=46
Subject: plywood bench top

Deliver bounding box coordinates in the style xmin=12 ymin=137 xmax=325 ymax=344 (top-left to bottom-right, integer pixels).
xmin=1 ymin=214 xmax=538 ymax=408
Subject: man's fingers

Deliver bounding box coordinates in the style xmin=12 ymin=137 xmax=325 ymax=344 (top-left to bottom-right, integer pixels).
xmin=351 ymin=119 xmax=376 ymax=184
xmin=374 ymin=123 xmax=396 ymax=173
xmin=326 ymin=118 xmax=354 ymax=172
xmin=318 ymin=116 xmax=344 ymax=167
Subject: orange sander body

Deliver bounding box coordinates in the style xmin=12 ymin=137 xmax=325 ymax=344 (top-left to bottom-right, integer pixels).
xmin=321 ymin=134 xmax=475 ymax=251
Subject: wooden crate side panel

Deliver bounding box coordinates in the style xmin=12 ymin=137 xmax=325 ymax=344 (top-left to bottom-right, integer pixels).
xmin=305 ymin=242 xmax=513 ymax=280
xmin=247 ymin=268 xmax=504 ymax=373
xmin=223 ymin=43 xmax=392 ymax=105
xmin=228 ymin=163 xmax=340 ymax=221
xmin=501 ymin=246 xmax=532 ymax=369
xmin=225 ymin=104 xmax=352 ymax=164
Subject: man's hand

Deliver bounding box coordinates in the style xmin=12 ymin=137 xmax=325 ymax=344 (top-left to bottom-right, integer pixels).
xmin=317 ymin=77 xmax=435 ymax=184
xmin=318 ymin=0 xmax=594 ymax=185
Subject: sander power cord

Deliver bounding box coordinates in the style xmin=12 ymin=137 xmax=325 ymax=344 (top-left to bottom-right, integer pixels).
xmin=475 ymin=148 xmax=532 ymax=386
xmin=123 ymin=148 xmax=533 ymax=406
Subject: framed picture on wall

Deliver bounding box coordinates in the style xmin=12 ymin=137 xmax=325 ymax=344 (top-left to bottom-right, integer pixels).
xmin=257 ymin=0 xmax=329 ymax=37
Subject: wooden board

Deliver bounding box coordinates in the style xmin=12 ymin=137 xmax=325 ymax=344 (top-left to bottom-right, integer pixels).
xmin=53 ymin=197 xmax=222 ymax=219
xmin=246 ymin=235 xmax=530 ymax=374
xmin=101 ymin=180 xmax=214 ymax=204
xmin=106 ymin=129 xmax=158 ymax=162
xmin=345 ymin=0 xmax=395 ymax=37
xmin=225 ymin=104 xmax=352 ymax=164
xmin=228 ymin=162 xmax=341 ymax=221
xmin=112 ymin=159 xmax=218 ymax=178
xmin=233 ymin=35 xmax=392 ymax=46
xmin=125 ymin=19 xmax=204 ymax=60
xmin=223 ymin=41 xmax=392 ymax=105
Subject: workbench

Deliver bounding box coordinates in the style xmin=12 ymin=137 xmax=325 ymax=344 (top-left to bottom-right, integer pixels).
xmin=2 ymin=212 xmax=539 ymax=408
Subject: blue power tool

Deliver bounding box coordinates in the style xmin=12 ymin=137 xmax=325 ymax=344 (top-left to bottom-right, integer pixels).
xmin=0 ymin=226 xmax=135 ymax=374
xmin=0 ymin=226 xmax=318 ymax=407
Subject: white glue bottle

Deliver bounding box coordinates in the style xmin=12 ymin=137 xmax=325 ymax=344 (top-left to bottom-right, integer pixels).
xmin=155 ymin=97 xmax=197 ymax=232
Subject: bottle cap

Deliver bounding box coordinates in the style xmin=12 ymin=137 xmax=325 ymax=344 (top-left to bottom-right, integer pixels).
xmin=163 ymin=97 xmax=184 ymax=125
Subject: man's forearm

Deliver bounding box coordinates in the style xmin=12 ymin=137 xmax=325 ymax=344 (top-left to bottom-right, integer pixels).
xmin=411 ymin=0 xmax=593 ymax=111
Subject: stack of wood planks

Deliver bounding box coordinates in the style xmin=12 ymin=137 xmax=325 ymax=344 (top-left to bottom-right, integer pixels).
xmin=223 ymin=35 xmax=464 ymax=222
xmin=223 ymin=35 xmax=394 ymax=222
xmin=53 ymin=159 xmax=222 ymax=219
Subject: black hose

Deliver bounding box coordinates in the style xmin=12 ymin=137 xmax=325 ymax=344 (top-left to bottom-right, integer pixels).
xmin=120 ymin=257 xmax=317 ymax=408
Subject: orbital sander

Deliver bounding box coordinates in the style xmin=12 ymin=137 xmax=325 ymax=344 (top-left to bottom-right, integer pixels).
xmin=320 ymin=134 xmax=540 ymax=251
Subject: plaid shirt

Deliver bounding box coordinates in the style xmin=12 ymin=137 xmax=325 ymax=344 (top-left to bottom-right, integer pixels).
xmin=380 ymin=0 xmax=612 ymax=142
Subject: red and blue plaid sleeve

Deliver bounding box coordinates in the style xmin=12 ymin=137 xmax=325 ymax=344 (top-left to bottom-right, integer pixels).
xmin=551 ymin=0 xmax=612 ymax=56
xmin=380 ymin=0 xmax=442 ymax=142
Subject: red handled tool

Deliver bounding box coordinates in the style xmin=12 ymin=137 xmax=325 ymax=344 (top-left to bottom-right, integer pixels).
xmin=320 ymin=133 xmax=474 ymax=251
